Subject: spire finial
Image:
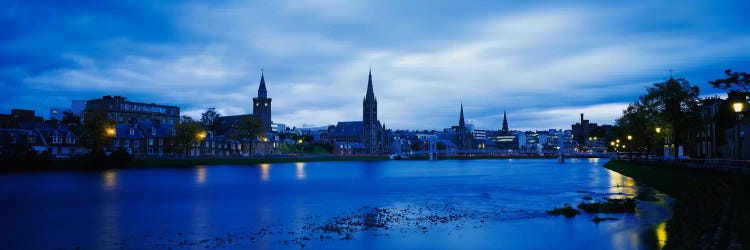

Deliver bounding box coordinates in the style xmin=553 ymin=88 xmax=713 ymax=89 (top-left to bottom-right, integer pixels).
xmin=669 ymin=69 xmax=673 ymax=79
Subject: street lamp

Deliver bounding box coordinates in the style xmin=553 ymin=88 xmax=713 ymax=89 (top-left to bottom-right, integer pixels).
xmin=655 ymin=127 xmax=661 ymax=134
xmin=734 ymin=102 xmax=744 ymax=160
xmin=627 ymin=135 xmax=632 ymax=141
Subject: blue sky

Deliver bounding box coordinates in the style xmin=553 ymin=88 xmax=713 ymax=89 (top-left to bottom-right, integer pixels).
xmin=2 ymin=1 xmax=750 ymax=131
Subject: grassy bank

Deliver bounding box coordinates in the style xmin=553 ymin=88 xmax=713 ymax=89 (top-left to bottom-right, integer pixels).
xmin=604 ymin=160 xmax=750 ymax=248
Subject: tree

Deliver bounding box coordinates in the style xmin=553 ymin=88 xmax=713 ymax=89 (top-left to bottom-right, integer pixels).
xmin=200 ymin=107 xmax=222 ymax=133
xmin=82 ymin=109 xmax=117 ymax=151
xmin=174 ymin=120 xmax=205 ymax=155
xmin=61 ymin=112 xmax=82 ymax=126
xmin=181 ymin=115 xmax=195 ymax=124
xmin=641 ymin=77 xmax=701 ymax=160
xmin=709 ymin=69 xmax=750 ymax=94
xmin=229 ymin=115 xmax=263 ymax=140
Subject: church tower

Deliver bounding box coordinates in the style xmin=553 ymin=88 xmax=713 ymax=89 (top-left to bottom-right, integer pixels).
xmin=253 ymin=71 xmax=272 ymax=133
xmin=502 ymin=110 xmax=509 ymax=133
xmin=363 ymin=70 xmax=379 ymax=153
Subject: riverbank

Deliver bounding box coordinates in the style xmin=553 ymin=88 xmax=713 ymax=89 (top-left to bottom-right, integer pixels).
xmin=604 ymin=160 xmax=750 ymax=249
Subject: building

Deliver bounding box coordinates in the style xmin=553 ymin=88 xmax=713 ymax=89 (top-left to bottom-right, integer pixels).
xmin=0 ymin=109 xmax=44 ymax=129
xmin=452 ymin=103 xmax=474 ymax=150
xmin=253 ymin=72 xmax=273 ymax=133
xmin=50 ymin=100 xmax=85 ymax=121
xmin=85 ymin=96 xmax=179 ymax=125
xmin=49 ymin=108 xmax=72 ymax=121
xmin=328 ymin=121 xmax=364 ymax=143
xmin=362 ymin=70 xmax=387 ymax=153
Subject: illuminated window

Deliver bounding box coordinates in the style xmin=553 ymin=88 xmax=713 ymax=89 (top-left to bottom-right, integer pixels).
xmin=53 ymin=133 xmax=62 ymax=144
xmin=66 ymin=133 xmax=75 ymax=144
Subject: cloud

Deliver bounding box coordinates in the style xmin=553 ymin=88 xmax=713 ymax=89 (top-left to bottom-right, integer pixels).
xmin=2 ymin=1 xmax=750 ymax=131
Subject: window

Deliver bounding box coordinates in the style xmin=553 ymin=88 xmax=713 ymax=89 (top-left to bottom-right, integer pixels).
xmin=134 ymin=140 xmax=139 ymax=147
xmin=66 ymin=133 xmax=75 ymax=144
xmin=10 ymin=133 xmax=16 ymax=144
xmin=53 ymin=134 xmax=62 ymax=144
xmin=171 ymin=129 xmax=176 ymax=136
xmin=27 ymin=133 xmax=35 ymax=144
xmin=129 ymin=128 xmax=134 ymax=135
xmin=159 ymin=139 xmax=163 ymax=146
xmin=114 ymin=139 xmax=120 ymax=146
xmin=149 ymin=138 xmax=154 ymax=146
xmin=124 ymin=139 xmax=130 ymax=147
xmin=151 ymin=128 xmax=156 ymax=136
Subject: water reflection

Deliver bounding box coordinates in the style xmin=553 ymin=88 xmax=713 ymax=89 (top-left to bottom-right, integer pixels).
xmin=295 ymin=162 xmax=306 ymax=180
xmin=196 ymin=166 xmax=207 ymax=184
xmin=656 ymin=221 xmax=668 ymax=249
xmin=609 ymin=172 xmax=637 ymax=196
xmin=260 ymin=164 xmax=270 ymax=181
xmin=103 ymin=169 xmax=117 ymax=189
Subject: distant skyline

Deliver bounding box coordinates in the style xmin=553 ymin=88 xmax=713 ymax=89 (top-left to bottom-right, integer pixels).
xmin=2 ymin=1 xmax=750 ymax=131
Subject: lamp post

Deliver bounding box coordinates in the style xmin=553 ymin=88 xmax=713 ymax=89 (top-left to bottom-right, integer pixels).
xmin=655 ymin=127 xmax=661 ymax=156
xmin=105 ymin=127 xmax=116 ymax=152
xmin=734 ymin=102 xmax=744 ymax=160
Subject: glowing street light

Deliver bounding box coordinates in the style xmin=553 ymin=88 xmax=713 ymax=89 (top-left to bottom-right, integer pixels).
xmin=733 ymin=102 xmax=744 ymax=113
xmin=627 ymin=135 xmax=633 ymax=141
xmin=106 ymin=127 xmax=116 ymax=137
xmin=197 ymin=131 xmax=207 ymax=140
xmin=655 ymin=127 xmax=661 ymax=134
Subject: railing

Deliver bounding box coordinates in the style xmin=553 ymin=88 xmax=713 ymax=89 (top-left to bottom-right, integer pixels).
xmin=618 ymin=154 xmax=750 ymax=174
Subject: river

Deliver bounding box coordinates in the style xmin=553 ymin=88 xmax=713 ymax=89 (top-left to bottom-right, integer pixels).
xmin=0 ymin=158 xmax=671 ymax=249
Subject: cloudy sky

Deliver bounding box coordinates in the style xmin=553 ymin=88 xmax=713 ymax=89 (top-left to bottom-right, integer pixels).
xmin=2 ymin=1 xmax=750 ymax=131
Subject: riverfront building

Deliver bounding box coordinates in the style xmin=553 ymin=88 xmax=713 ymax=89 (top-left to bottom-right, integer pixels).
xmin=85 ymin=96 xmax=180 ymax=125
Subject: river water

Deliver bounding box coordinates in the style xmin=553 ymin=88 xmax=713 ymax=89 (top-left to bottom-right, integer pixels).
xmin=0 ymin=158 xmax=671 ymax=249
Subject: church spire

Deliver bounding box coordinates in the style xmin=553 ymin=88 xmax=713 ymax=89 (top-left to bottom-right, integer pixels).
xmin=459 ymin=102 xmax=466 ymax=127
xmin=365 ymin=69 xmax=375 ymax=101
xmin=258 ymin=69 xmax=267 ymax=99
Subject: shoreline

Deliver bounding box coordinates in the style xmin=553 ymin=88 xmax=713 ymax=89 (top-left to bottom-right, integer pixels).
xmin=0 ymin=155 xmax=572 ymax=173
xmin=603 ymin=160 xmax=750 ymax=249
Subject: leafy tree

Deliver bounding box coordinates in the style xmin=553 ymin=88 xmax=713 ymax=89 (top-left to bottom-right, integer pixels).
xmin=709 ymin=69 xmax=750 ymax=94
xmin=229 ymin=115 xmax=263 ymax=140
xmin=200 ymin=107 xmax=222 ymax=133
xmin=616 ymin=77 xmax=701 ymax=159
xmin=174 ymin=120 xmax=205 ymax=155
xmin=82 ymin=109 xmax=117 ymax=151
xmin=181 ymin=115 xmax=195 ymax=124
xmin=61 ymin=112 xmax=82 ymax=126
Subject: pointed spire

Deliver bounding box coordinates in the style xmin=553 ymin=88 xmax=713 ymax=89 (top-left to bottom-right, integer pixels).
xmin=258 ymin=68 xmax=267 ymax=98
xmin=365 ymin=69 xmax=375 ymax=101
xmin=459 ymin=102 xmax=466 ymax=127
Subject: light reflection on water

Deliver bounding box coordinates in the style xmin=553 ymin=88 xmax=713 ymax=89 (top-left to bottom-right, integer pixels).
xmin=656 ymin=221 xmax=668 ymax=249
xmin=0 ymin=158 xmax=674 ymax=249
xmin=196 ymin=166 xmax=207 ymax=184
xmin=102 ymin=169 xmax=117 ymax=189
xmin=609 ymin=172 xmax=637 ymax=197
xmin=260 ymin=163 xmax=270 ymax=181
xmin=295 ymin=162 xmax=306 ymax=180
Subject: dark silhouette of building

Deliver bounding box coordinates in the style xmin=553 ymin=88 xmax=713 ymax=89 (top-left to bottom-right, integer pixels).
xmin=253 ymin=72 xmax=272 ymax=133
xmin=363 ymin=70 xmax=386 ymax=153
xmin=452 ymin=103 xmax=474 ymax=150
xmin=85 ymin=96 xmax=179 ymax=125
